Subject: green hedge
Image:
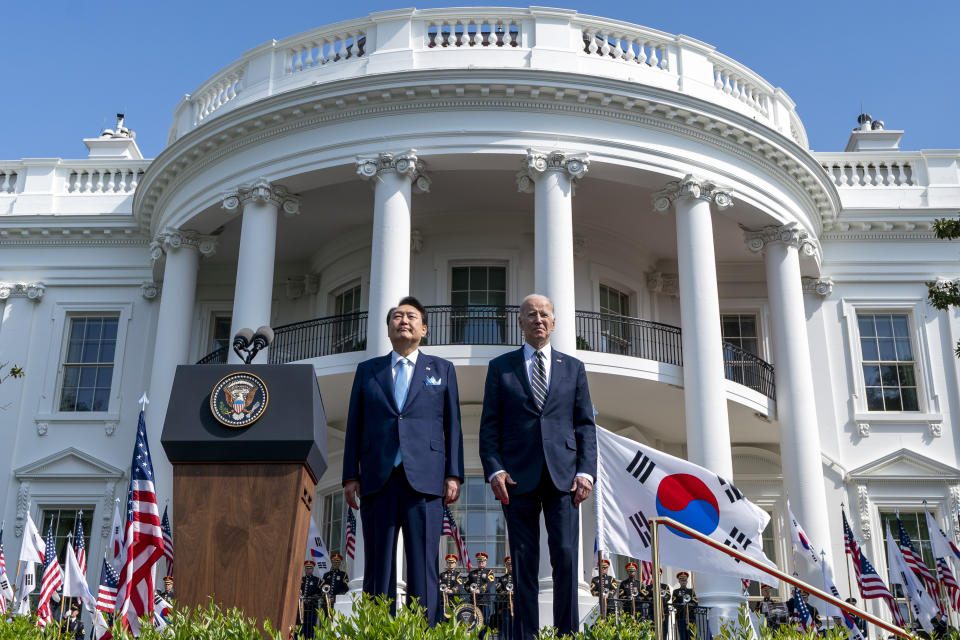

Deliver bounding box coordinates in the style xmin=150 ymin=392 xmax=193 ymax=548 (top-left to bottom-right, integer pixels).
xmin=0 ymin=599 xmax=932 ymax=640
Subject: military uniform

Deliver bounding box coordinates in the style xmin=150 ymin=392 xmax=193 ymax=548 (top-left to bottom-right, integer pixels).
xmin=440 ymin=562 xmax=464 ymax=597
xmin=466 ymin=552 xmax=496 ymax=627
xmin=61 ymin=606 xmax=85 ymax=640
xmin=298 ymin=561 xmax=321 ymax=638
xmin=158 ymin=576 xmax=175 ymax=602
xmin=590 ymin=560 xmax=618 ymax=618
xmin=673 ymin=572 xmax=698 ymax=640
xmin=618 ymin=563 xmax=646 ymax=617
xmin=319 ymin=555 xmax=349 ymax=617
xmin=495 ymin=557 xmax=515 ymax=633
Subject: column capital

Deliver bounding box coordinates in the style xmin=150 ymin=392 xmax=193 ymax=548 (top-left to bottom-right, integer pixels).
xmin=646 ymin=271 xmax=679 ymax=297
xmin=652 ymin=174 xmax=734 ymax=212
xmin=743 ymin=222 xmax=817 ymax=257
xmin=150 ymin=229 xmax=218 ymax=262
xmin=801 ymin=276 xmax=833 ymax=297
xmin=0 ymin=282 xmax=45 ymax=302
xmin=355 ymin=150 xmax=431 ymax=193
xmin=221 ymin=178 xmax=302 ymax=215
xmin=516 ymin=149 xmax=589 ymax=193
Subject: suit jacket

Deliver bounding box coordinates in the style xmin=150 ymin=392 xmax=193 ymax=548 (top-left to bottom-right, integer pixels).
xmin=478 ymin=346 xmax=597 ymax=495
xmin=342 ymin=352 xmax=464 ymax=497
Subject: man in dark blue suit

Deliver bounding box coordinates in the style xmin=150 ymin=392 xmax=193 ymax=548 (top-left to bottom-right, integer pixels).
xmin=479 ymin=294 xmax=597 ymax=639
xmin=342 ymin=296 xmax=464 ymax=623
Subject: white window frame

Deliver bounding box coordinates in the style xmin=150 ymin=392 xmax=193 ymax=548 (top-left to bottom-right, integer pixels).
xmin=434 ymin=251 xmax=520 ymax=305
xmin=330 ymin=279 xmax=363 ymax=316
xmin=324 ymin=274 xmax=369 ymax=317
xmin=589 ymin=262 xmax=644 ymax=319
xmin=718 ymin=300 xmax=771 ymax=361
xmin=841 ymin=298 xmax=940 ymax=423
xmin=36 ymin=302 xmax=133 ymax=425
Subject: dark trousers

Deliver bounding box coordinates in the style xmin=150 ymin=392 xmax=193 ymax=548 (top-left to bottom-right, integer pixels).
xmin=502 ymin=467 xmax=579 ymax=639
xmin=360 ymin=465 xmax=442 ymax=623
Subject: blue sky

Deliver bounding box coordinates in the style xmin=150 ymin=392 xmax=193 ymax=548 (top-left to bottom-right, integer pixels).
xmin=3 ymin=1 xmax=958 ymax=159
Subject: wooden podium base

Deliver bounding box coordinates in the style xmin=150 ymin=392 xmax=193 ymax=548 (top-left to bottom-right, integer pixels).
xmin=173 ymin=462 xmax=316 ymax=634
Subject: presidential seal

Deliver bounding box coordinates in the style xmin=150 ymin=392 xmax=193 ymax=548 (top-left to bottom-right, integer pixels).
xmin=210 ymin=372 xmax=268 ymax=428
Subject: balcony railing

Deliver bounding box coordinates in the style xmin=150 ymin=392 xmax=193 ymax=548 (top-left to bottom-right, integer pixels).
xmin=195 ymin=306 xmax=774 ymax=398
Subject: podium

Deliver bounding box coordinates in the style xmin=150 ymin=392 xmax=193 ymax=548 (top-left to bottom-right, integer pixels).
xmin=161 ymin=363 xmax=327 ymax=633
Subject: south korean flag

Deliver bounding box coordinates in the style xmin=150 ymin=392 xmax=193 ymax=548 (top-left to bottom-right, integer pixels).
xmin=595 ymin=426 xmax=776 ymax=584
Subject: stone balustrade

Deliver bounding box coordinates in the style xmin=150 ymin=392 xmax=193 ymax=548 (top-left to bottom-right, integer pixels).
xmin=818 ymin=157 xmax=916 ymax=188
xmin=0 ymin=159 xmax=151 ymax=215
xmin=166 ymin=7 xmax=808 ymax=146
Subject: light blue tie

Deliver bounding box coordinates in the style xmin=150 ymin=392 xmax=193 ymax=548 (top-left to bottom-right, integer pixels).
xmin=393 ymin=358 xmax=411 ymax=467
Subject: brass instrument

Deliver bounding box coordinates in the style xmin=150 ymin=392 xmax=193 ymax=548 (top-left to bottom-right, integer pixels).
xmin=441 ymin=585 xmax=451 ymax=619
xmin=630 ymin=583 xmax=638 ymax=616
xmin=321 ymin=583 xmax=333 ymax=615
xmin=506 ymin=581 xmax=514 ymax=618
xmin=660 ymin=586 xmax=670 ymax=599
xmin=682 ymin=593 xmax=691 ymax=604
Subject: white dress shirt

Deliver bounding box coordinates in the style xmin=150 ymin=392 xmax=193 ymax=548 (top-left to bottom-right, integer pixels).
xmin=391 ymin=348 xmax=420 ymax=383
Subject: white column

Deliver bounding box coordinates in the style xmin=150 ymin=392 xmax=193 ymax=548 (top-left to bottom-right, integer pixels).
xmin=517 ymin=149 xmax=589 ymax=354
xmin=653 ymin=175 xmax=742 ymax=621
xmin=746 ymin=224 xmax=831 ymax=576
xmin=356 ymin=151 xmax=430 ymax=356
xmin=221 ymin=179 xmax=301 ymax=364
xmin=145 ymin=230 xmax=217 ymax=502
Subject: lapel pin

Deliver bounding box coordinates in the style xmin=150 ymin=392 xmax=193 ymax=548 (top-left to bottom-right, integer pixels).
xmin=556 ymin=359 xmax=562 ymax=363
xmin=425 ymin=366 xmax=431 ymax=371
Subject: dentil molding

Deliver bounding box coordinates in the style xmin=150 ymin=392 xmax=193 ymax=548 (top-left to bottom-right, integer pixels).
xmin=516 ymin=149 xmax=590 ymax=193
xmin=0 ymin=282 xmax=45 ymax=301
xmin=149 ymin=229 xmax=218 ymax=262
xmin=355 ymin=150 xmax=431 ymax=193
xmin=651 ymin=174 xmax=734 ymax=212
xmin=221 ymin=177 xmax=302 ymax=215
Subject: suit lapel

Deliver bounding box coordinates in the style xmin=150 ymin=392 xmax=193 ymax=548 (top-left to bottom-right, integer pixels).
xmin=511 ymin=347 xmax=539 ymax=410
xmin=542 ymin=348 xmax=567 ymax=412
xmin=374 ymin=355 xmax=398 ymax=412
xmin=401 ymin=354 xmax=428 ymax=411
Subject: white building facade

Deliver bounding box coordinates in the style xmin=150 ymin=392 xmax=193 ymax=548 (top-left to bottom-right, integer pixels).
xmin=1 ymin=6 xmax=959 ymax=630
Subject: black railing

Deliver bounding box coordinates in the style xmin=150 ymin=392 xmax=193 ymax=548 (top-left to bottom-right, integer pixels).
xmin=194 ymin=307 xmax=775 ymax=399
xmin=423 ymin=305 xmax=522 ymax=346
xmin=575 ymin=311 xmax=683 ymax=366
xmin=267 ymin=311 xmax=368 ymax=364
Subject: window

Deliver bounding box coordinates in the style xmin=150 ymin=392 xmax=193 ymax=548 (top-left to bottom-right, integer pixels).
xmin=880 ymin=510 xmax=934 ymax=620
xmin=210 ymin=315 xmax=232 ymax=353
xmin=721 ymin=314 xmax=759 ymax=355
xmin=599 ymin=284 xmax=631 ymax=354
xmin=444 ymin=475 xmax=507 ymax=568
xmin=59 ymin=316 xmax=118 ymax=412
xmin=39 ymin=508 xmax=95 ymax=565
xmin=450 ymin=266 xmax=507 ymax=344
xmin=321 ymin=490 xmax=347 ymax=558
xmin=746 ymin=510 xmax=778 ymax=599
xmin=332 ymin=284 xmax=364 ymax=353
xmin=599 ymin=284 xmax=629 ymax=317
xmin=857 ymin=313 xmax=919 ymax=411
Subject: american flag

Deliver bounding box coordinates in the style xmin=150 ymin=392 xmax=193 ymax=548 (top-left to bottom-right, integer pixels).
xmin=115 ymin=410 xmax=165 ymax=633
xmin=859 ymin=548 xmax=905 ymax=626
xmin=640 ymin=560 xmax=653 ymax=585
xmin=97 ymin=557 xmax=121 ymax=612
xmin=36 ymin=522 xmax=64 ymax=628
xmin=936 ymin=557 xmax=960 ymax=609
xmin=344 ymin=508 xmax=357 ymax=561
xmin=74 ymin=513 xmax=87 ymax=575
xmin=791 ymin=587 xmax=812 ymax=630
xmin=442 ymin=505 xmax=471 ymax=570
xmin=895 ymin=515 xmax=941 ymax=609
xmin=842 ymin=509 xmax=862 ymax=587
xmin=161 ymin=506 xmax=174 ymax=577
xmin=0 ymin=528 xmax=11 ymax=614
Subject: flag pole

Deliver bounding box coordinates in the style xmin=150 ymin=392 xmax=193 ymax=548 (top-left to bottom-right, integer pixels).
xmin=841 ymin=503 xmax=854 ymax=599
xmin=649 ymin=518 xmax=662 ymax=640
xmin=58 ymin=532 xmax=73 ymax=639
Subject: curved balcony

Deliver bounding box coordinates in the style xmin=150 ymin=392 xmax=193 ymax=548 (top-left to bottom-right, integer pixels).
xmin=167 ymin=7 xmax=806 ymax=148
xmin=197 ymin=306 xmax=775 ymax=399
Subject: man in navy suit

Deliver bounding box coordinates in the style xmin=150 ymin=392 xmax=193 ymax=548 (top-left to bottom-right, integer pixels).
xmin=342 ymin=296 xmax=464 ymax=623
xmin=479 ymin=294 xmax=597 ymax=639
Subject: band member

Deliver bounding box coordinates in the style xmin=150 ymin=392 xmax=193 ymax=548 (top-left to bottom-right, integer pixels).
xmin=618 ymin=562 xmax=645 ymax=616
xmin=787 ymin=591 xmax=821 ymax=628
xmin=672 ymin=571 xmax=698 ymax=640
xmin=342 ymin=296 xmax=465 ymax=624
xmin=319 ymin=554 xmax=350 ymax=616
xmin=61 ymin=603 xmax=84 ymax=640
xmin=298 ymin=560 xmax=321 ymax=638
xmin=496 ymin=556 xmax=516 ymax=631
xmin=496 ymin=556 xmax=515 ymax=594
xmin=844 ymin=597 xmax=867 ymax=635
xmin=479 ymin=294 xmax=597 ymax=639
xmin=657 ymin=569 xmax=672 ymax=639
xmin=158 ymin=575 xmax=175 ymax=601
xmin=590 ymin=559 xmax=617 ymax=618
xmin=466 ymin=552 xmax=496 ymax=622
xmin=440 ymin=554 xmax=464 ymax=597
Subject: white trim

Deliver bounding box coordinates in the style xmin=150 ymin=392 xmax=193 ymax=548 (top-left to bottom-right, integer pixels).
xmin=193 ymin=300 xmax=232 ymax=362
xmin=34 ymin=301 xmax=133 ymax=424
xmin=589 ymin=262 xmax=644 ymax=318
xmin=840 ymin=298 xmax=939 ymax=417
xmin=434 ymin=251 xmax=520 ymax=305
xmin=718 ymin=299 xmax=772 ymax=361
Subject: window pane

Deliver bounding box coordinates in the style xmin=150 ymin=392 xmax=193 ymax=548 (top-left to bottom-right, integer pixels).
xmin=883 ymin=388 xmax=902 ymax=411
xmin=489 ymin=268 xmax=506 ymax=291
xmin=99 ymin=340 xmax=116 ymax=363
xmin=489 ymin=292 xmax=506 ymax=306
xmin=875 ymin=315 xmax=894 ymax=337
xmin=865 ymin=387 xmax=884 ymax=411
xmin=81 ymin=341 xmax=99 ymax=363
xmin=470 ymin=267 xmax=487 ymax=290
xmin=901 ymin=387 xmax=919 ymax=411
xmin=878 ymin=338 xmax=896 ymax=361
xmin=862 ymin=365 xmax=881 ymax=386
xmin=451 ymin=292 xmax=468 ymax=307
xmin=93 ymin=389 xmax=110 ymax=411
xmin=60 ymin=390 xmax=77 ymax=412
xmin=451 ymin=268 xmax=468 ymax=290
xmin=860 ymin=338 xmax=879 ymax=361
xmin=898 ymin=365 xmax=916 ymax=387
xmin=85 ymin=318 xmax=103 ymax=340
xmin=76 ymin=388 xmax=94 ymax=412
xmin=892 ymin=315 xmax=909 ymax=337
xmin=97 ymin=366 xmax=113 ymax=388
xmin=469 ymin=291 xmax=486 ymax=305
xmin=741 ymin=338 xmax=758 ymax=355
xmin=63 ymin=367 xmax=80 ymax=388
xmin=67 ymin=340 xmax=83 ymax=362
xmin=895 ymin=338 xmax=913 ymax=361
xmin=79 ymin=366 xmax=97 ymax=387
xmin=102 ymin=319 xmax=119 ymax=340
xmin=740 ymin=316 xmax=757 ymax=336
xmin=857 ymin=315 xmax=876 ymax=337
xmin=880 ymin=365 xmax=898 ymax=387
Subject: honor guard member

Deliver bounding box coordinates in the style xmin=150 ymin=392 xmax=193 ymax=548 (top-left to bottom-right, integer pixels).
xmin=496 ymin=556 xmax=514 ymax=594
xmin=618 ymin=562 xmax=645 ymax=616
xmin=319 ymin=554 xmax=350 ymax=616
xmin=61 ymin=603 xmax=84 ymax=640
xmin=466 ymin=552 xmax=496 ymax=599
xmin=158 ymin=575 xmax=175 ymax=601
xmin=299 ymin=560 xmax=322 ymax=638
xmin=672 ymin=571 xmax=698 ymax=640
xmin=496 ymin=556 xmax=515 ymax=630
xmin=440 ymin=554 xmax=464 ymax=596
xmin=590 ymin=559 xmax=617 ymax=618
xmin=656 ymin=569 xmax=672 ymax=639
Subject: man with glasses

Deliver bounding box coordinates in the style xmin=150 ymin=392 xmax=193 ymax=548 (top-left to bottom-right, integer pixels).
xmin=342 ymin=296 xmax=465 ymax=624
